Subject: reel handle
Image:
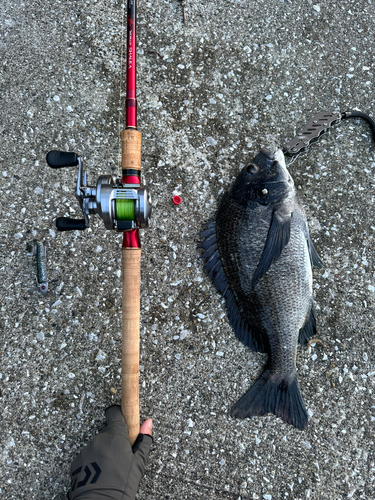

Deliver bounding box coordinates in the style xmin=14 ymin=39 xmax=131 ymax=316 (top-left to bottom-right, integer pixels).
xmin=56 ymin=217 xmax=86 ymax=231
xmin=46 ymin=151 xmax=79 ymax=168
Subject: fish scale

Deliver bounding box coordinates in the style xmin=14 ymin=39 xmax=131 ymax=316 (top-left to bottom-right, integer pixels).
xmin=200 ymin=148 xmax=322 ymax=429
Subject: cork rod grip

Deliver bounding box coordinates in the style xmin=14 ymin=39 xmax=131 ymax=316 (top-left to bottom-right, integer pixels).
xmin=121 ymin=129 xmax=142 ymax=171
xmin=121 ymin=247 xmax=141 ymax=445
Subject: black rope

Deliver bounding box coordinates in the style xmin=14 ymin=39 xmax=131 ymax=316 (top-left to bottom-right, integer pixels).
xmin=341 ymin=110 xmax=375 ymax=140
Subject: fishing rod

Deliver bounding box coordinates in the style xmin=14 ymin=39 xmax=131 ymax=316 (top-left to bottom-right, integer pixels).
xmin=46 ymin=0 xmax=151 ymax=445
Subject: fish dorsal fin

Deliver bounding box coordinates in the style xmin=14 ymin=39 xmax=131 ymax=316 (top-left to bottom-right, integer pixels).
xmin=307 ymin=231 xmax=323 ymax=268
xmin=252 ymin=210 xmax=292 ymax=287
xmin=199 ymin=221 xmax=267 ymax=353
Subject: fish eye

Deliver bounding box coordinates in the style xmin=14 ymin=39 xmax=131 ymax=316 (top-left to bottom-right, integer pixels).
xmin=246 ymin=164 xmax=259 ymax=175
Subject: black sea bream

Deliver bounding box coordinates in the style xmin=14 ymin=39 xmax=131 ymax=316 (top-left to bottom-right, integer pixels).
xmin=200 ymin=149 xmax=322 ymax=429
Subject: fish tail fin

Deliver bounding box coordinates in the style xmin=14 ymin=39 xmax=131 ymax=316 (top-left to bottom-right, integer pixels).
xmin=231 ymin=370 xmax=308 ymax=430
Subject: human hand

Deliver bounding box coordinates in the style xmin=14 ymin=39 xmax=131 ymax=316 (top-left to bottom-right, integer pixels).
xmin=68 ymin=406 xmax=153 ymax=500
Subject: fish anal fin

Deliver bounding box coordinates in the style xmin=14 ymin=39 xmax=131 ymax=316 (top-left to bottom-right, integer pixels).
xmin=252 ymin=210 xmax=292 ymax=287
xmin=225 ymin=288 xmax=266 ymax=353
xmin=298 ymin=304 xmax=317 ymax=345
xmin=231 ymin=370 xmax=308 ymax=430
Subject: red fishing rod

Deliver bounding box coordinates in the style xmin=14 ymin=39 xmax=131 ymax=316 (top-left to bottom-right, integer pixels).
xmin=120 ymin=0 xmax=144 ymax=444
xmin=46 ymin=0 xmax=151 ymax=445
xmin=125 ymin=0 xmax=137 ymax=131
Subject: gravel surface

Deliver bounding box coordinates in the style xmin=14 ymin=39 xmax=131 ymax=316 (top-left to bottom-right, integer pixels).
xmin=1 ymin=1 xmax=374 ymax=499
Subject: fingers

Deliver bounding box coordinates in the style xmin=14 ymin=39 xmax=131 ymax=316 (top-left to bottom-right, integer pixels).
xmin=140 ymin=418 xmax=153 ymax=437
xmin=132 ymin=419 xmax=153 ymax=455
xmin=132 ymin=433 xmax=153 ymax=464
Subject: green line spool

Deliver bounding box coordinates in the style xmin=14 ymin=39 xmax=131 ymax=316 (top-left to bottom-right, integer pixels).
xmin=116 ymin=200 xmax=135 ymax=221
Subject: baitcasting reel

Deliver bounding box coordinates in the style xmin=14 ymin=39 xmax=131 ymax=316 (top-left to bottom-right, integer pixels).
xmin=46 ymin=151 xmax=151 ymax=232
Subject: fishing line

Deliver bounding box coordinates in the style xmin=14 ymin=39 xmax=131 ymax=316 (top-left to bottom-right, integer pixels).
xmin=116 ymin=199 xmax=136 ymax=220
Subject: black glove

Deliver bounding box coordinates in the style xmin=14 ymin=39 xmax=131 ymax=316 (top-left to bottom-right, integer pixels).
xmin=68 ymin=406 xmax=153 ymax=500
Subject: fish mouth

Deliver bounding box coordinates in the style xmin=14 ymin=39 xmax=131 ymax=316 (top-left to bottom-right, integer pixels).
xmin=259 ymin=148 xmax=286 ymax=168
xmin=263 ymin=149 xmax=291 ymax=185
xmin=251 ymin=148 xmax=291 ymax=185
xmin=259 ymin=149 xmax=276 ymax=160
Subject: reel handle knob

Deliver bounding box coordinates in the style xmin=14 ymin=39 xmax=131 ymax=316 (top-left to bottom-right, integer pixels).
xmin=46 ymin=151 xmax=79 ymax=168
xmin=56 ymin=217 xmax=86 ymax=231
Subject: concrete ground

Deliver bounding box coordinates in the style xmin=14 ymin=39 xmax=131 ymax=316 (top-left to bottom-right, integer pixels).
xmin=1 ymin=0 xmax=374 ymax=498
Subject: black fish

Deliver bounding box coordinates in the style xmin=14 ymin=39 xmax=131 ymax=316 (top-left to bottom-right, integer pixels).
xmin=200 ymin=149 xmax=322 ymax=429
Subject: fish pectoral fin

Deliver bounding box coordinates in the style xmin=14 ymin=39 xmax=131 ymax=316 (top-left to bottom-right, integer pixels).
xmin=231 ymin=370 xmax=308 ymax=430
xmin=252 ymin=210 xmax=292 ymax=287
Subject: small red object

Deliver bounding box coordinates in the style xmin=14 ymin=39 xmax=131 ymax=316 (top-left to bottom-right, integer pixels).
xmin=172 ymin=196 xmax=181 ymax=205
